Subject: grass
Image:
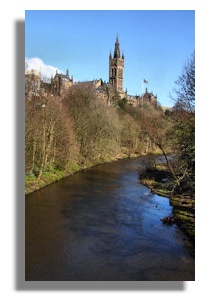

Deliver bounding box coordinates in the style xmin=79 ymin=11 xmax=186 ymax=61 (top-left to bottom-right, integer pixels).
xmin=25 ymin=168 xmax=66 ymax=194
xmin=25 ymin=153 xmax=159 ymax=195
xmin=25 ymin=154 xmax=124 ymax=194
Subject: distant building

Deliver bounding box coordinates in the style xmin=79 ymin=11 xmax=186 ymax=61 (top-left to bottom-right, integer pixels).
xmin=51 ymin=69 xmax=73 ymax=95
xmin=109 ymin=35 xmax=124 ymax=97
xmin=25 ymin=36 xmax=158 ymax=107
xmin=139 ymin=88 xmax=158 ymax=106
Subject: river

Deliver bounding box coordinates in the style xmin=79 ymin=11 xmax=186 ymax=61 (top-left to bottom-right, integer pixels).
xmin=25 ymin=156 xmax=195 ymax=281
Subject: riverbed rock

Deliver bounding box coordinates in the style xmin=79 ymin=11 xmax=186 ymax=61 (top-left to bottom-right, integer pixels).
xmin=160 ymin=216 xmax=175 ymax=225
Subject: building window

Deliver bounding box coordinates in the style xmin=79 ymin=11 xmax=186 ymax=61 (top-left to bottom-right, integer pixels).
xmin=112 ymin=68 xmax=116 ymax=77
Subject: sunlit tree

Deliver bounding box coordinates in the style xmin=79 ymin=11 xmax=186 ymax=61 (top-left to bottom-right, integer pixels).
xmin=171 ymin=52 xmax=195 ymax=194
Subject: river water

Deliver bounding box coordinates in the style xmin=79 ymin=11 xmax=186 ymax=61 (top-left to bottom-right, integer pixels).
xmin=25 ymin=156 xmax=195 ymax=281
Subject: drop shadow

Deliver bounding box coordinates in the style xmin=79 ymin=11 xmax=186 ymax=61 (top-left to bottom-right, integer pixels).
xmin=15 ymin=19 xmax=25 ymax=291
xmin=19 ymin=280 xmax=185 ymax=291
xmin=15 ymin=19 xmax=185 ymax=291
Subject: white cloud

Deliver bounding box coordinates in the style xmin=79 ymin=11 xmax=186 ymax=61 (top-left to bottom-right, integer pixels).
xmin=25 ymin=57 xmax=62 ymax=79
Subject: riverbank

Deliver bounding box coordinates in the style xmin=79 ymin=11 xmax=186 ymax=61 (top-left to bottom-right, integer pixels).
xmin=26 ymin=155 xmax=195 ymax=281
xmin=140 ymin=163 xmax=195 ymax=242
xmin=25 ymin=152 xmax=140 ymax=195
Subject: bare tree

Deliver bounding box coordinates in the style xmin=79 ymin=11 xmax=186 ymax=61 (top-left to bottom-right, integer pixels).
xmin=170 ymin=52 xmax=195 ymax=194
xmin=25 ymin=94 xmax=77 ymax=178
xmin=140 ymin=105 xmax=177 ymax=180
xmin=172 ymin=52 xmax=195 ymax=113
xmin=62 ymin=84 xmax=121 ymax=165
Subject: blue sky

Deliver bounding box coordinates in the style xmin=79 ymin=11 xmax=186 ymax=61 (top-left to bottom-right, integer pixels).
xmin=25 ymin=10 xmax=195 ymax=107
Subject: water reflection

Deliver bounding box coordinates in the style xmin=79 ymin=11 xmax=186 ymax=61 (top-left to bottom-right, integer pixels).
xmin=25 ymin=157 xmax=195 ymax=281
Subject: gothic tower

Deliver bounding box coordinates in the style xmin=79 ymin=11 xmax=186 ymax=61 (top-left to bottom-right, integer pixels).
xmin=109 ymin=35 xmax=124 ymax=94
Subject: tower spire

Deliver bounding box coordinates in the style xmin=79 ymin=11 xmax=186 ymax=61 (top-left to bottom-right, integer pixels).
xmin=122 ymin=51 xmax=124 ymax=60
xmin=114 ymin=34 xmax=120 ymax=58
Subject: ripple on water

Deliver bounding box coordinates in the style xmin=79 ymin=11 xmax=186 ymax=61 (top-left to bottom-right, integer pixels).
xmin=26 ymin=156 xmax=195 ymax=281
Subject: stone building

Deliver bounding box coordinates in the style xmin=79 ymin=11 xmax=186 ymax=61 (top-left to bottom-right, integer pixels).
xmin=108 ymin=36 xmax=157 ymax=107
xmin=141 ymin=88 xmax=157 ymax=106
xmin=51 ymin=69 xmax=73 ymax=95
xmin=109 ymin=35 xmax=124 ymax=97
xmin=25 ymin=36 xmax=158 ymax=107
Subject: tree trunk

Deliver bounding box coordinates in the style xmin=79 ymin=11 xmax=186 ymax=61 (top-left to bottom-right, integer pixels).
xmin=31 ymin=139 xmax=36 ymax=173
xmin=158 ymin=144 xmax=178 ymax=184
xmin=38 ymin=121 xmax=46 ymax=179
